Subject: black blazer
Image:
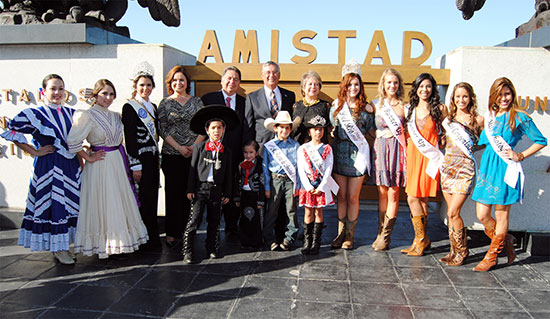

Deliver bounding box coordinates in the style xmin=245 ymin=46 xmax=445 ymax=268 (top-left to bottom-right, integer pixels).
xmin=201 ymin=91 xmax=251 ymax=170
xmin=187 ymin=141 xmax=233 ymax=198
xmin=121 ymin=102 xmax=159 ymax=171
xmin=244 ymin=86 xmax=295 ymax=153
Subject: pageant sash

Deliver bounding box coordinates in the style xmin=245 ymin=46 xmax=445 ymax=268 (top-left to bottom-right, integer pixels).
xmin=127 ymin=99 xmax=158 ymax=149
xmin=484 ymin=111 xmax=524 ymax=202
xmin=91 ymin=145 xmax=141 ymax=207
xmin=380 ymin=99 xmax=407 ymax=148
xmin=442 ymin=118 xmax=476 ymax=165
xmin=407 ymin=108 xmax=443 ymax=179
xmin=265 ymin=140 xmax=297 ymax=188
xmin=303 ymin=143 xmax=339 ymax=196
xmin=336 ymin=102 xmax=370 ymax=174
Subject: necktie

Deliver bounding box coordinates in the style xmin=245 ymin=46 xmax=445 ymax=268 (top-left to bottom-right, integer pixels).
xmin=226 ymin=97 xmax=231 ymax=107
xmin=270 ymin=90 xmax=278 ymax=116
xmin=240 ymin=160 xmax=254 ymax=186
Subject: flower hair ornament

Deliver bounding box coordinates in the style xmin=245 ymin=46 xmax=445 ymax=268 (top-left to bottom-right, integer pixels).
xmin=341 ymin=59 xmax=362 ymax=77
xmin=131 ymin=61 xmax=155 ymax=80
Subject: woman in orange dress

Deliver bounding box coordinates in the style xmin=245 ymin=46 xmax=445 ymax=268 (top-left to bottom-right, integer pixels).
xmin=402 ymin=73 xmax=446 ymax=256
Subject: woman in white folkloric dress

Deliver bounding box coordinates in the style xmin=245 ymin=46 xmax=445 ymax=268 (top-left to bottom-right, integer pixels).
xmin=68 ymin=79 xmax=148 ymax=259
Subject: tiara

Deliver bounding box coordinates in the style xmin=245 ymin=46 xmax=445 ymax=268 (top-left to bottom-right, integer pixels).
xmin=342 ymin=59 xmax=361 ymax=77
xmin=132 ymin=61 xmax=155 ymax=80
xmin=308 ymin=115 xmax=326 ymax=126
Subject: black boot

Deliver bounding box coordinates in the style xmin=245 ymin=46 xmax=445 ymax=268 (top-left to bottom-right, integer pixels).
xmin=301 ymin=222 xmax=314 ymax=255
xmin=310 ymin=222 xmax=324 ymax=255
xmin=182 ymin=227 xmax=195 ymax=264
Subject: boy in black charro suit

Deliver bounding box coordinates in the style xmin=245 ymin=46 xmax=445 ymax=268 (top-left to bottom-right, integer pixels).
xmin=183 ymin=105 xmax=239 ymax=264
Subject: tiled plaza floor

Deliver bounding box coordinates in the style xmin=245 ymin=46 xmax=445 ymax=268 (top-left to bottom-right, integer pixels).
xmin=1 ymin=202 xmax=549 ymax=318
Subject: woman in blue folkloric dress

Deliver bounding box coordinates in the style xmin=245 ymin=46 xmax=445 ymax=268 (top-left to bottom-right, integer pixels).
xmin=0 ymin=74 xmax=81 ymax=265
xmin=472 ymin=77 xmax=547 ymax=272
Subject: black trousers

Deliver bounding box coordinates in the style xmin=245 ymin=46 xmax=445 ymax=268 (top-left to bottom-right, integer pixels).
xmin=239 ymin=190 xmax=263 ymax=247
xmin=184 ymin=182 xmax=222 ymax=254
xmin=137 ymin=153 xmax=160 ymax=247
xmin=161 ymin=154 xmax=191 ymax=239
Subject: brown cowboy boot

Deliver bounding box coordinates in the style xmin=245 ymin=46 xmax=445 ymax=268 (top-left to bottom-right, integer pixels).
xmin=407 ymin=215 xmax=431 ymax=256
xmin=401 ymin=214 xmax=416 ymax=254
xmin=372 ymin=211 xmax=386 ymax=248
xmin=473 ymin=233 xmax=506 ymax=271
xmin=342 ymin=219 xmax=357 ymax=250
xmin=373 ymin=216 xmax=396 ymax=251
xmin=483 ymin=220 xmax=516 ymax=265
xmin=440 ymin=227 xmax=455 ymax=263
xmin=331 ymin=217 xmax=347 ymax=249
xmin=447 ymin=228 xmax=469 ymax=266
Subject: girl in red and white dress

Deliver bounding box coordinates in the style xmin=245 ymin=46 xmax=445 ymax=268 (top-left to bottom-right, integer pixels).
xmin=297 ymin=115 xmax=339 ymax=255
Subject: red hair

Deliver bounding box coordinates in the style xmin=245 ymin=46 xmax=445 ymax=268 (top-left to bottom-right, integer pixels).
xmin=333 ymin=73 xmax=368 ymax=120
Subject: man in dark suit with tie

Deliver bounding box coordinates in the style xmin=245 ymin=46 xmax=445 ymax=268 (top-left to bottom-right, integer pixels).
xmin=202 ymin=66 xmax=249 ymax=241
xmin=245 ymin=61 xmax=296 ymax=155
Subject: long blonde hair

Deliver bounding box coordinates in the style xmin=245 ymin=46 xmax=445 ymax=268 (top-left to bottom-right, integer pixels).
xmin=376 ymin=68 xmax=404 ymax=104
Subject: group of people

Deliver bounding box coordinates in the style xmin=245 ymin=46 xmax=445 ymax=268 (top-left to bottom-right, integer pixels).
xmin=2 ymin=59 xmax=546 ymax=272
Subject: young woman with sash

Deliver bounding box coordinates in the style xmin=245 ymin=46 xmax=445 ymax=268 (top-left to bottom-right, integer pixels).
xmin=329 ymin=61 xmax=375 ymax=250
xmin=371 ymin=68 xmax=407 ymax=251
xmin=402 ymin=73 xmax=446 ymax=257
xmin=1 ymin=74 xmax=81 ymax=264
xmin=471 ymin=77 xmax=546 ymax=271
xmin=122 ymin=62 xmax=162 ymax=252
xmin=68 ymin=79 xmax=148 ymax=258
xmin=439 ymin=82 xmax=483 ymax=266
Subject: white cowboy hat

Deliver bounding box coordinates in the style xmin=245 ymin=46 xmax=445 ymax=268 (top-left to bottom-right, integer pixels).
xmin=264 ymin=111 xmax=301 ymax=133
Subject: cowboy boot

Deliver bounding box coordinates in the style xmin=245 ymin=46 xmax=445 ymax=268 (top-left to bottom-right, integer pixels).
xmin=483 ymin=220 xmax=515 ymax=265
xmin=309 ymin=222 xmax=324 ymax=255
xmin=473 ymin=233 xmax=506 ymax=271
xmin=372 ymin=211 xmax=386 ymax=248
xmin=301 ymin=222 xmax=314 ymax=255
xmin=401 ymin=214 xmax=417 ymax=254
xmin=440 ymin=227 xmax=456 ymax=263
xmin=331 ymin=217 xmax=347 ymax=249
xmin=342 ymin=219 xmax=357 ymax=250
xmin=407 ymin=216 xmax=431 ymax=256
xmin=373 ymin=216 xmax=396 ymax=251
xmin=182 ymin=228 xmax=195 ymax=264
xmin=447 ymin=228 xmax=469 ymax=266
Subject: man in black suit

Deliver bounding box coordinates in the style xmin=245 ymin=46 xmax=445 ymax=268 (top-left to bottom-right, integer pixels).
xmin=201 ymin=66 xmax=249 ymax=240
xmin=245 ymin=61 xmax=296 ymax=155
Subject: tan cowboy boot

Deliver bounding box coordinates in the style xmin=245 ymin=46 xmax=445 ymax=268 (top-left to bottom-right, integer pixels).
xmin=407 ymin=215 xmax=431 ymax=256
xmin=342 ymin=219 xmax=357 ymax=250
xmin=373 ymin=216 xmax=396 ymax=251
xmin=440 ymin=227 xmax=455 ymax=263
xmin=473 ymin=233 xmax=505 ymax=271
xmin=331 ymin=217 xmax=347 ymax=249
xmin=447 ymin=228 xmax=469 ymax=266
xmin=401 ymin=214 xmax=416 ymax=254
xmin=483 ymin=220 xmax=515 ymax=265
xmin=372 ymin=211 xmax=386 ymax=248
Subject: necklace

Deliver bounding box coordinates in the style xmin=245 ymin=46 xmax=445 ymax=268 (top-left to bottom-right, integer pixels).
xmin=303 ymin=98 xmax=320 ymax=107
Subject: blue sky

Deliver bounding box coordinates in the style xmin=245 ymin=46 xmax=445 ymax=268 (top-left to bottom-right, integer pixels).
xmin=119 ymin=0 xmax=534 ymax=65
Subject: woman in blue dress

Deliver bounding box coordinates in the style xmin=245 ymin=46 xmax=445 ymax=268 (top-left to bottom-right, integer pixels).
xmin=472 ymin=77 xmax=547 ymax=271
xmin=1 ymin=74 xmax=81 ymax=264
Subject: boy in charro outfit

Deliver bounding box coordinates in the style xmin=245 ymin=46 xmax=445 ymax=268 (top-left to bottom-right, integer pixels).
xmin=262 ymin=111 xmax=301 ymax=251
xmin=183 ymin=105 xmax=239 ymax=264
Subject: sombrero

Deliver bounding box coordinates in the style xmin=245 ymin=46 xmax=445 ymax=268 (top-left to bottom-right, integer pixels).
xmin=190 ymin=104 xmax=240 ymax=135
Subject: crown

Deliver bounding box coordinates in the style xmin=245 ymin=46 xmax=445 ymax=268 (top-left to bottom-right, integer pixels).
xmin=131 ymin=61 xmax=155 ymax=80
xmin=341 ymin=59 xmax=361 ymax=77
xmin=308 ymin=115 xmax=327 ymax=126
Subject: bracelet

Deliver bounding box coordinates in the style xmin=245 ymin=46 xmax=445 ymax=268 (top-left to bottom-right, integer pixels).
xmin=517 ymin=152 xmax=525 ymax=162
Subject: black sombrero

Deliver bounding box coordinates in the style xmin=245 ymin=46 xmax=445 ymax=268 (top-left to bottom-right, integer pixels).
xmin=190 ymin=104 xmax=240 ymax=135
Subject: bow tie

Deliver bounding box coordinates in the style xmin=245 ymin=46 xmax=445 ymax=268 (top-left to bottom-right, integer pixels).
xmin=205 ymin=141 xmax=224 ymax=153
xmin=240 ymin=160 xmax=254 ymax=170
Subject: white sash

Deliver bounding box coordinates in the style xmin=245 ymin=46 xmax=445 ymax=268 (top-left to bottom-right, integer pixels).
xmin=265 ymin=140 xmax=297 ymax=188
xmin=407 ymin=108 xmax=443 ymax=179
xmin=380 ymin=100 xmax=407 ymax=148
xmin=128 ymin=99 xmax=158 ymax=149
xmin=304 ymin=143 xmax=340 ymax=196
xmin=442 ymin=118 xmax=476 ymax=166
xmin=484 ymin=111 xmax=524 ymax=202
xmin=337 ymin=102 xmax=370 ymax=174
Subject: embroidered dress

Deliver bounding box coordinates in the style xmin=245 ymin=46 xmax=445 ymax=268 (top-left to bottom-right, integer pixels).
xmin=405 ymin=115 xmax=440 ymax=197
xmin=372 ymin=112 xmax=406 ymax=187
xmin=441 ymin=120 xmax=478 ymax=195
xmin=67 ymin=106 xmax=148 ymax=258
xmin=297 ymin=142 xmax=335 ymax=208
xmin=1 ymin=104 xmax=80 ymax=252
xmin=329 ymin=101 xmax=375 ymax=177
xmin=472 ymin=112 xmax=547 ymax=205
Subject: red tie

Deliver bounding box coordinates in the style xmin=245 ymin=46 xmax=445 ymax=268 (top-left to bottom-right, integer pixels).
xmin=240 ymin=160 xmax=254 ymax=185
xmin=226 ymin=97 xmax=231 ymax=107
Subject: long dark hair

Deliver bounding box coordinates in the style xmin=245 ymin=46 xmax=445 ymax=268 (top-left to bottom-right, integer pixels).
xmin=406 ymin=73 xmax=444 ymax=145
xmin=488 ymin=77 xmax=527 ymax=133
xmin=448 ymin=82 xmax=482 ymax=136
